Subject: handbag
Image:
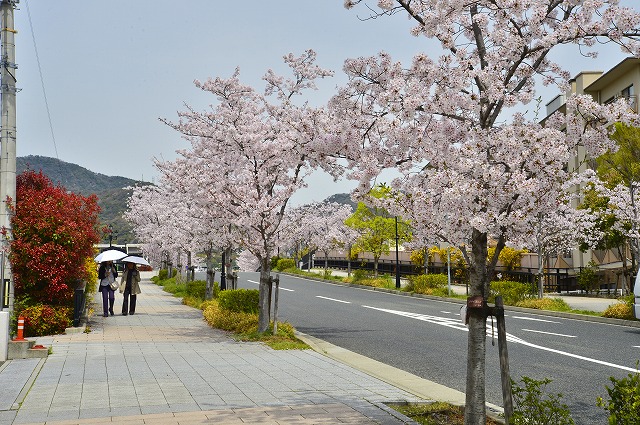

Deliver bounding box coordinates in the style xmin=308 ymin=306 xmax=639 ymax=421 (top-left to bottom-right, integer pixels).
xmin=107 ymin=266 xmax=118 ymax=290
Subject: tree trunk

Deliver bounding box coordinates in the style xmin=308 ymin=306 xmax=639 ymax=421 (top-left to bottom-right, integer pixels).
xmin=186 ymin=251 xmax=192 ymax=282
xmin=374 ymin=257 xmax=379 ymax=278
xmin=205 ymin=249 xmax=215 ymax=300
xmin=464 ymin=229 xmax=488 ymax=425
xmin=258 ymin=256 xmax=271 ymax=333
xmin=537 ymin=247 xmax=544 ymax=298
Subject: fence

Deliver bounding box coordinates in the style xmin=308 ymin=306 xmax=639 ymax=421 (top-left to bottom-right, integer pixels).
xmin=316 ymin=256 xmax=578 ymax=293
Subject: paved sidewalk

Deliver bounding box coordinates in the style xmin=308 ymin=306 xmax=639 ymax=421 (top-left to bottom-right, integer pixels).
xmin=1 ymin=277 xmax=425 ymax=425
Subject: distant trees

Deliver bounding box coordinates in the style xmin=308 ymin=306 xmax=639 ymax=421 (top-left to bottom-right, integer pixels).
xmin=345 ymin=187 xmax=411 ymax=278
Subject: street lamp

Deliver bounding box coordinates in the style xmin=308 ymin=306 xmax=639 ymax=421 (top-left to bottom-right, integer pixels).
xmin=107 ymin=224 xmax=118 ymax=247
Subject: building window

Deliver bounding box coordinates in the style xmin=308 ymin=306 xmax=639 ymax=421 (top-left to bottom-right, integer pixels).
xmin=621 ymin=84 xmax=637 ymax=112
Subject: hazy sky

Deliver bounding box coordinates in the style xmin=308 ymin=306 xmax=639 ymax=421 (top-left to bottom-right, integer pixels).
xmin=14 ymin=1 xmax=636 ymax=204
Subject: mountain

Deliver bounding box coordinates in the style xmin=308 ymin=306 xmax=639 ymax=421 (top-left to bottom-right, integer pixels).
xmin=16 ymin=155 xmax=148 ymax=244
xmin=324 ymin=192 xmax=357 ymax=211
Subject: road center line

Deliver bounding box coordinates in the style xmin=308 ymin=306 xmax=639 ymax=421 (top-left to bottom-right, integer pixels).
xmin=510 ymin=316 xmax=560 ymax=323
xmin=316 ymin=296 xmax=351 ymax=304
xmin=521 ymin=329 xmax=576 ymax=338
xmin=247 ymin=279 xmax=293 ymax=291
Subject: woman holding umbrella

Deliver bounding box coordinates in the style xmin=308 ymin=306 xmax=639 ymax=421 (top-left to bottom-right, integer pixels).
xmin=97 ymin=261 xmax=118 ymax=317
xmin=120 ymin=261 xmax=141 ymax=315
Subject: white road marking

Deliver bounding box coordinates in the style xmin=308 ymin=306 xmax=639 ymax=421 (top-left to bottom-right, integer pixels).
xmin=363 ymin=305 xmax=638 ymax=373
xmin=317 ymin=296 xmax=351 ymax=304
xmin=511 ymin=316 xmax=560 ymax=323
xmin=521 ymin=329 xmax=576 ymax=338
xmin=247 ymin=279 xmax=293 ymax=291
xmin=440 ymin=311 xmax=451 ymax=314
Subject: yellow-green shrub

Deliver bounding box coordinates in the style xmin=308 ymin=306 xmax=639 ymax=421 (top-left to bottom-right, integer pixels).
xmin=490 ymin=280 xmax=535 ymax=305
xmin=516 ymin=298 xmax=571 ymax=311
xmin=20 ymin=305 xmax=72 ymax=337
xmin=408 ymin=274 xmax=448 ymax=294
xmin=603 ymin=303 xmax=635 ymax=320
xmin=275 ymin=258 xmax=296 ymax=271
xmin=203 ymin=302 xmax=258 ymax=334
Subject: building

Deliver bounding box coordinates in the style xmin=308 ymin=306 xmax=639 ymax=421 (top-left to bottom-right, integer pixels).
xmin=543 ymin=57 xmax=640 ymax=291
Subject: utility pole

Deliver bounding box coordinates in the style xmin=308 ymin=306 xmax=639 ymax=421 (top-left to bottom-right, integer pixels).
xmin=0 ymin=0 xmax=18 ymax=361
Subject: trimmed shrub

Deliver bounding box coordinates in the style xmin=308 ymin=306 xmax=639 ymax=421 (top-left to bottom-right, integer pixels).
xmin=603 ymin=302 xmax=635 ymax=320
xmin=516 ymin=298 xmax=571 ymax=312
xmin=275 ymin=258 xmax=295 ymax=271
xmin=20 ymin=304 xmax=72 ymax=337
xmin=408 ymin=274 xmax=448 ymax=295
xmin=186 ymin=280 xmax=206 ymax=299
xmin=218 ymin=289 xmax=259 ymax=314
xmin=203 ymin=302 xmax=258 ymax=334
xmin=158 ymin=269 xmax=168 ymax=280
xmin=352 ymin=269 xmax=370 ymax=282
xmin=489 ymin=280 xmax=535 ymax=305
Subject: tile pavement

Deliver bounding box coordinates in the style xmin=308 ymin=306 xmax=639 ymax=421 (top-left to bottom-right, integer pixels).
xmin=1 ymin=276 xmax=423 ymax=425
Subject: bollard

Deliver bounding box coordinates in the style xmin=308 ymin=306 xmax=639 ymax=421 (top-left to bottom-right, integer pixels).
xmin=14 ymin=316 xmax=25 ymax=341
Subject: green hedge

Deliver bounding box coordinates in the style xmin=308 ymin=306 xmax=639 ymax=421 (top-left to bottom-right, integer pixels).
xmin=275 ymin=258 xmax=296 ymax=271
xmin=186 ymin=280 xmax=206 ymax=299
xmin=218 ymin=289 xmax=259 ymax=314
xmin=489 ymin=280 xmax=535 ymax=305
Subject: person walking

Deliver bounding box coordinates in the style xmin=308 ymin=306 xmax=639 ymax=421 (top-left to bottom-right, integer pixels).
xmin=97 ymin=261 xmax=118 ymax=317
xmin=120 ymin=261 xmax=141 ymax=315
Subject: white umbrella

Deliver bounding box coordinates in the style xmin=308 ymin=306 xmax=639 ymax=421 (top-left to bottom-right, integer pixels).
xmin=95 ymin=249 xmax=128 ymax=263
xmin=121 ymin=256 xmax=150 ymax=266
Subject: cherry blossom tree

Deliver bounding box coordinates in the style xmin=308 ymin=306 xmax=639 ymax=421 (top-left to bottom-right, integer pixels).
xmin=160 ymin=50 xmax=333 ymax=332
xmin=280 ymin=202 xmax=353 ymax=270
xmin=125 ymin=181 xmax=230 ymax=291
xmin=323 ymin=1 xmax=640 ymax=422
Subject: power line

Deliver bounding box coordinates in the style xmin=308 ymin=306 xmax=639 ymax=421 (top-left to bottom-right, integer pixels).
xmin=25 ymin=0 xmax=60 ymax=164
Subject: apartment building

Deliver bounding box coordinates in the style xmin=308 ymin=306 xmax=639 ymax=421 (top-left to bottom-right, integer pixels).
xmin=543 ymin=57 xmax=640 ymax=290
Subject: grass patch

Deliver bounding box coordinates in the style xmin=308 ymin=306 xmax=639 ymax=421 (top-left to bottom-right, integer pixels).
xmin=387 ymin=402 xmax=501 ymax=425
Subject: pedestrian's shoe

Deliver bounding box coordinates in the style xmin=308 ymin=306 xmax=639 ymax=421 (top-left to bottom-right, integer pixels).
xmin=109 ymin=309 xmax=114 ymax=316
xmin=103 ymin=313 xmax=108 ymax=317
xmin=130 ymin=311 xmax=135 ymax=315
xmin=122 ymin=312 xmax=128 ymax=316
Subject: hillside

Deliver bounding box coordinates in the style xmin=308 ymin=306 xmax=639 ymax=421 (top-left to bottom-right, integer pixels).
xmin=17 ymin=155 xmax=148 ymax=244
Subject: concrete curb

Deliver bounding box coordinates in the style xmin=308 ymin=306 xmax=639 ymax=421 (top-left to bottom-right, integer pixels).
xmin=295 ymin=331 xmax=506 ymax=423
